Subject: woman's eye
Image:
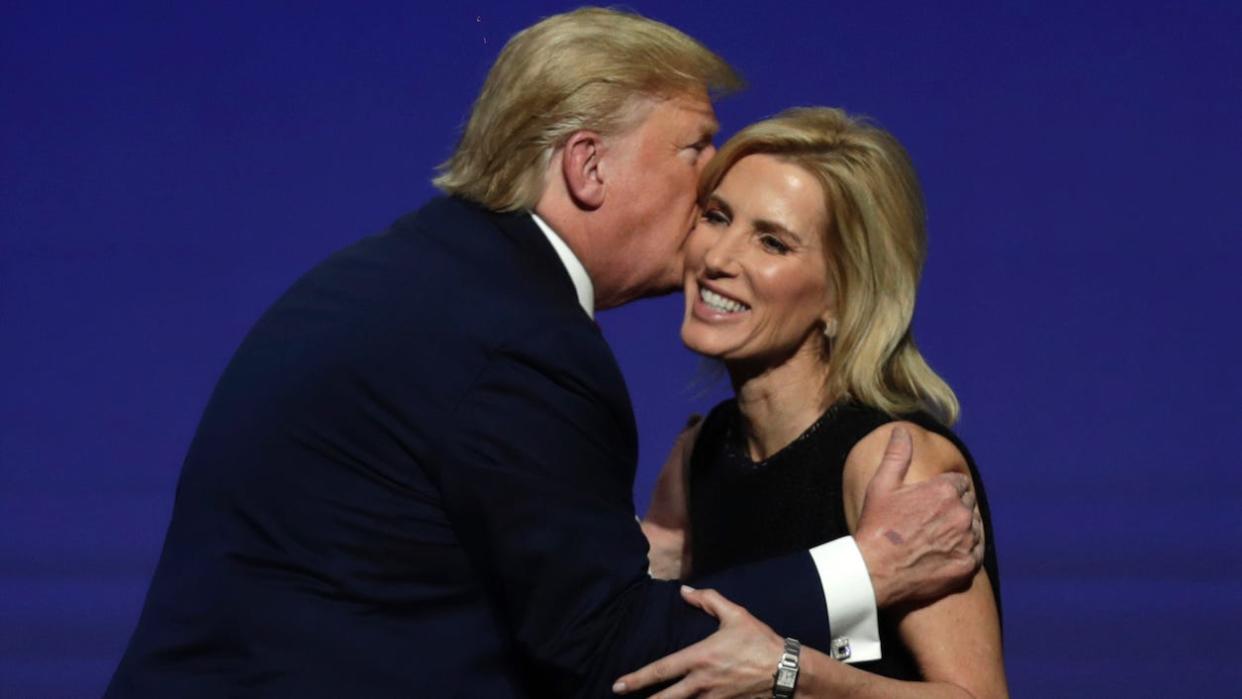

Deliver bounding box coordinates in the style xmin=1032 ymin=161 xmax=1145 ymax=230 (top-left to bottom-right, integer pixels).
xmin=702 ymin=209 xmax=730 ymax=225
xmin=759 ymin=234 xmax=790 ymax=254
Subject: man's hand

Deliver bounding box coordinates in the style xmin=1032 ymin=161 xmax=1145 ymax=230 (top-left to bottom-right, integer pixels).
xmin=855 ymin=426 xmax=983 ymax=608
xmin=612 ymin=586 xmax=782 ymax=699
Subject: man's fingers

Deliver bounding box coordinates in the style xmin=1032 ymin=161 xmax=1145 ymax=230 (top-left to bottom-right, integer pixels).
xmin=961 ymin=487 xmax=976 ymax=511
xmin=681 ymin=586 xmax=742 ymax=623
xmin=613 ymin=646 xmax=696 ymax=694
xmin=867 ymin=425 xmax=914 ymax=494
xmin=942 ymin=471 xmax=970 ymax=498
xmin=620 ymin=587 xmax=755 ymax=695
xmin=678 ymin=585 xmax=714 ymax=619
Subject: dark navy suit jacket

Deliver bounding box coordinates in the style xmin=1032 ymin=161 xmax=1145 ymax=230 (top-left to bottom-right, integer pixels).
xmin=106 ymin=197 xmax=832 ymax=697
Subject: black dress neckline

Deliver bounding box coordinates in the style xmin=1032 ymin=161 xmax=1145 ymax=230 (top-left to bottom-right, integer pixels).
xmin=720 ymin=399 xmax=847 ymax=470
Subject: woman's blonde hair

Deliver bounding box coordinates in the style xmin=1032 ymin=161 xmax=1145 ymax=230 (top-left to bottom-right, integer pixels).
xmin=701 ymin=107 xmax=960 ymax=424
xmin=434 ymin=7 xmax=742 ymax=212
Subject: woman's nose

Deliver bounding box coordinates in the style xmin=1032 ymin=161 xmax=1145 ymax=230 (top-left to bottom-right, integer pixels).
xmin=702 ymin=231 xmax=739 ymax=277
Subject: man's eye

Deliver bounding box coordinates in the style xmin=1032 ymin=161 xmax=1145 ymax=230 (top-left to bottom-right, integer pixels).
xmin=759 ymin=234 xmax=790 ymax=254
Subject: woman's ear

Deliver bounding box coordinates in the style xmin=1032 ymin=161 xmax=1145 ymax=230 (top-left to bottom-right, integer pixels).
xmin=561 ymin=130 xmax=605 ymax=210
xmin=822 ymin=315 xmax=839 ymax=339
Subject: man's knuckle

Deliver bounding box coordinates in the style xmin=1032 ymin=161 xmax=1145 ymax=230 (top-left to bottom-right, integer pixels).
xmin=937 ymin=479 xmax=957 ymax=499
xmin=954 ymin=506 xmax=973 ymax=527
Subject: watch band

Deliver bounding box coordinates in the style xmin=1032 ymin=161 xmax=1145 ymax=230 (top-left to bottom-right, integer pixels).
xmin=772 ymin=637 xmax=801 ymax=698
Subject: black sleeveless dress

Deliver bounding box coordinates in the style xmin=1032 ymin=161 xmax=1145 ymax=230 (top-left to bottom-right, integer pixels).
xmin=687 ymin=400 xmax=1001 ymax=680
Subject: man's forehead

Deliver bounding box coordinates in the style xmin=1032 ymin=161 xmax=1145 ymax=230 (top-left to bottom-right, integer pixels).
xmin=616 ymin=90 xmax=717 ymax=143
xmin=664 ymin=92 xmax=719 ymax=133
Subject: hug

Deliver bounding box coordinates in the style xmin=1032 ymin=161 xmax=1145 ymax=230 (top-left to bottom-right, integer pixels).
xmin=106 ymin=8 xmax=1004 ymax=698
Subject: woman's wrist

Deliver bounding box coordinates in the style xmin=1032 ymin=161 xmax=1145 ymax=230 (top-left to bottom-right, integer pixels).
xmin=792 ymin=645 xmax=851 ymax=696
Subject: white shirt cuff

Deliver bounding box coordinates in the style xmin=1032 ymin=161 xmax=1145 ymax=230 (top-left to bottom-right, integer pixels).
xmin=808 ymin=536 xmax=881 ymax=663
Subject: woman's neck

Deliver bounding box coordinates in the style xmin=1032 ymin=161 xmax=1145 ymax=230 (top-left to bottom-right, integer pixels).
xmin=727 ymin=342 xmax=833 ymax=462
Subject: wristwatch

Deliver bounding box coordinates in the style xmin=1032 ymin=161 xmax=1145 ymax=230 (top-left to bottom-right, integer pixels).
xmin=772 ymin=637 xmax=801 ymax=698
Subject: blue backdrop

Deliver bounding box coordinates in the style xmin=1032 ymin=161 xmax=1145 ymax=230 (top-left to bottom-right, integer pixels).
xmin=3 ymin=2 xmax=1240 ymax=696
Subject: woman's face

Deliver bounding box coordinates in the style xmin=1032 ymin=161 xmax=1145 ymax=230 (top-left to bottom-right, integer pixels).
xmin=681 ymin=154 xmax=834 ymax=365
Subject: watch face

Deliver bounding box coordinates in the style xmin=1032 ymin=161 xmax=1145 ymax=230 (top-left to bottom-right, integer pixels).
xmin=776 ymin=667 xmax=797 ymax=687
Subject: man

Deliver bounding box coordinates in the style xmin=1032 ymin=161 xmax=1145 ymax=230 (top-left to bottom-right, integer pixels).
xmin=107 ymin=8 xmax=980 ymax=697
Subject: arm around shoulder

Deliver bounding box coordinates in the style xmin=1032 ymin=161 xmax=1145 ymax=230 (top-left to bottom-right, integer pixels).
xmin=835 ymin=421 xmax=1009 ymax=698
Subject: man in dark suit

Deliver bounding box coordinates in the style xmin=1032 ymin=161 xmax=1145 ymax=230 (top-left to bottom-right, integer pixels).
xmin=107 ymin=8 xmax=982 ymax=697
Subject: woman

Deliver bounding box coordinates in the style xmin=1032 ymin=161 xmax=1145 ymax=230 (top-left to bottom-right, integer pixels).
xmin=624 ymin=108 xmax=1006 ymax=697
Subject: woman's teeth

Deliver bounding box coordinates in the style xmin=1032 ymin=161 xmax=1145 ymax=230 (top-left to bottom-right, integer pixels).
xmin=700 ymin=288 xmax=749 ymax=314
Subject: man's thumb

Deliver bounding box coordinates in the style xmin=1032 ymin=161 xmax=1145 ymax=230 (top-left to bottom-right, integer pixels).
xmin=868 ymin=425 xmax=914 ymax=493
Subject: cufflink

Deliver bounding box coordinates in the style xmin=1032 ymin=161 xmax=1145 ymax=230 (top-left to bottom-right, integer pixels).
xmin=830 ymin=637 xmax=852 ymax=661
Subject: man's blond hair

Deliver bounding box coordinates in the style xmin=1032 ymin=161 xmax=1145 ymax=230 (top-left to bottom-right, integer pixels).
xmin=434 ymin=7 xmax=741 ymax=211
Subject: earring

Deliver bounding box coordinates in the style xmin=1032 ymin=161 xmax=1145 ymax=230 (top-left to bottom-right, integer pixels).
xmin=823 ymin=318 xmax=838 ymax=339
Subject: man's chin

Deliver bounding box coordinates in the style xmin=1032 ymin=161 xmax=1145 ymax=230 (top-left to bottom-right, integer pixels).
xmin=597 ymin=284 xmax=678 ymax=311
xmin=648 ymin=265 xmax=687 ymax=298
xmin=602 ymin=276 xmax=681 ymax=309
xmin=644 ymin=280 xmax=683 ymax=299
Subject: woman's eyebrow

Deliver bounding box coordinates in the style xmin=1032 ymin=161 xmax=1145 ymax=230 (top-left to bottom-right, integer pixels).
xmin=705 ymin=193 xmax=732 ymax=217
xmin=753 ymin=218 xmax=803 ymax=244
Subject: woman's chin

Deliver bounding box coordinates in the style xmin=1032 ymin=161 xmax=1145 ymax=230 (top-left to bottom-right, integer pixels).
xmin=681 ymin=326 xmax=731 ymax=361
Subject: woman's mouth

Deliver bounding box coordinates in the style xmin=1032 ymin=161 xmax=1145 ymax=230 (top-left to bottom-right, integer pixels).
xmin=698 ymin=286 xmax=750 ymax=314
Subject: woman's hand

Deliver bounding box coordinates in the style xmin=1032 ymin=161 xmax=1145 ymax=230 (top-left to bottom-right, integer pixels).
xmin=641 ymin=520 xmax=686 ymax=580
xmin=642 ymin=415 xmax=702 ymax=579
xmin=612 ymin=586 xmax=784 ymax=699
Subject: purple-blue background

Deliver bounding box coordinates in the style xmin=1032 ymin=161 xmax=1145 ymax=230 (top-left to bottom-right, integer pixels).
xmin=3 ymin=2 xmax=1240 ymax=696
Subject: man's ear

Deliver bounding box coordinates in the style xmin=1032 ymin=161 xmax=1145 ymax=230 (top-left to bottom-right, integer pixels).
xmin=561 ymin=130 xmax=606 ymax=210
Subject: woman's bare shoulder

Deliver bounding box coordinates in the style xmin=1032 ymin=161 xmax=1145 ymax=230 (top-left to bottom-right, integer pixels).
xmin=841 ymin=420 xmax=970 ymax=523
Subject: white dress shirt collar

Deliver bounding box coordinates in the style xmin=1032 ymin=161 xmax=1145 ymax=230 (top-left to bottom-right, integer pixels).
xmin=529 ymin=212 xmax=595 ymax=319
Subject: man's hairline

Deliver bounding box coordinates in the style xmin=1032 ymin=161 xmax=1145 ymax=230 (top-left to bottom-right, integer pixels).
xmin=544 ymin=86 xmax=718 ymax=165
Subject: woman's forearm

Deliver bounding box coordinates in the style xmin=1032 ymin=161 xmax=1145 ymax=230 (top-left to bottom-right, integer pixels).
xmin=797 ymin=648 xmax=977 ymax=699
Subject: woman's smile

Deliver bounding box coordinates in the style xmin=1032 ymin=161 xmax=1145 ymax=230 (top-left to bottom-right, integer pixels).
xmin=692 ymin=280 xmax=751 ymax=321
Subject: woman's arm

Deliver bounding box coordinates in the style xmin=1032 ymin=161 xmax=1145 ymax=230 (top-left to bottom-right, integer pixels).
xmin=804 ymin=420 xmax=1008 ymax=698
xmin=614 ymin=422 xmax=1006 ymax=698
xmin=641 ymin=416 xmax=702 ymax=580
